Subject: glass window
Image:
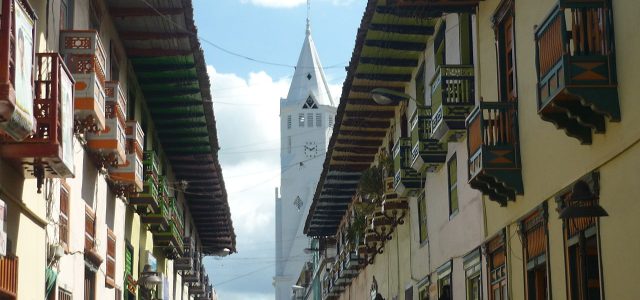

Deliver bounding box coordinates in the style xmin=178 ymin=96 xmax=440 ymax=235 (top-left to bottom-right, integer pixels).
xmin=316 ymin=113 xmax=322 ymax=127
xmin=287 ymin=115 xmax=292 ymax=129
xmin=465 ymin=249 xmax=482 ymax=300
xmin=418 ymin=279 xmax=430 ymax=300
xmin=60 ymin=0 xmax=74 ymax=30
xmin=448 ymin=154 xmax=459 ymax=217
xmin=486 ymin=232 xmax=507 ymax=300
xmin=561 ymin=186 xmax=603 ymax=300
xmin=299 ymin=114 xmax=305 ymax=127
xmin=494 ymin=0 xmax=517 ymax=102
xmin=59 ymin=183 xmax=70 ymax=250
xmin=521 ymin=206 xmax=549 ymax=300
xmin=438 ymin=262 xmax=452 ymax=300
xmin=308 ymin=113 xmax=314 ymax=127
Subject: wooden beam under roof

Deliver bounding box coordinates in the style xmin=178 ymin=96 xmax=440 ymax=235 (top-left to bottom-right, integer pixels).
xmin=364 ymin=40 xmax=426 ymax=52
xmin=368 ymin=23 xmax=435 ymax=35
xmin=331 ymin=155 xmax=374 ymax=163
xmin=355 ymin=73 xmax=412 ymax=82
xmin=351 ymin=85 xmax=403 ymax=93
xmin=327 ymin=164 xmax=371 ymax=172
xmin=343 ymin=110 xmax=394 ymax=119
xmin=134 ymin=63 xmax=196 ymax=72
xmin=359 ymin=56 xmax=418 ymax=67
xmin=110 ymin=7 xmax=185 ymax=17
xmin=335 ymin=138 xmax=383 ymax=147
xmin=337 ymin=130 xmax=386 ymax=138
xmin=127 ymin=48 xmax=194 ymax=57
xmin=119 ymin=31 xmax=191 ymax=40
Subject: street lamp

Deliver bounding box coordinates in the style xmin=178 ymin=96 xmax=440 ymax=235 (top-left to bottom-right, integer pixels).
xmin=558 ymin=180 xmax=608 ymax=218
xmin=138 ymin=264 xmax=162 ymax=299
xmin=370 ymin=88 xmax=415 ymax=106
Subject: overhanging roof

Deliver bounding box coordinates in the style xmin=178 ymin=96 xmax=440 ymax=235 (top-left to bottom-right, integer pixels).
xmin=304 ymin=0 xmax=441 ymax=237
xmin=107 ymin=0 xmax=235 ymax=254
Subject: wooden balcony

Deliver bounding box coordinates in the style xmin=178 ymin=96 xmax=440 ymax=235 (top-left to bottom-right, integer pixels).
xmin=0 ymin=53 xmax=75 ymax=192
xmin=169 ymin=197 xmax=184 ymax=235
xmin=410 ymin=107 xmax=447 ymax=173
xmin=392 ymin=137 xmax=422 ymax=197
xmin=153 ymin=220 xmax=184 ymax=257
xmin=381 ymin=193 xmax=409 ymax=226
xmin=535 ymin=0 xmax=619 ymax=144
xmin=129 ymin=178 xmax=160 ymax=212
xmin=0 ymin=256 xmax=18 ymax=299
xmin=175 ymin=237 xmax=195 ymax=271
xmin=183 ymin=260 xmax=201 ymax=283
xmin=126 ymin=120 xmax=144 ymax=161
xmin=104 ymin=81 xmax=126 ymax=126
xmin=467 ymin=101 xmax=523 ymax=206
xmin=341 ymin=250 xmax=361 ymax=274
xmin=0 ymin=0 xmax=37 ymax=141
xmin=86 ymin=116 xmax=126 ymax=168
xmin=60 ymin=30 xmax=107 ymax=133
xmin=108 ymin=152 xmax=144 ymax=195
xmin=430 ymin=65 xmax=475 ymax=142
xmin=140 ymin=197 xmax=170 ymax=229
xmin=143 ymin=150 xmax=160 ymax=184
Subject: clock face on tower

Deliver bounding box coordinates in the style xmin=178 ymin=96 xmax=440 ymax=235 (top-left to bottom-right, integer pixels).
xmin=304 ymin=141 xmax=319 ymax=158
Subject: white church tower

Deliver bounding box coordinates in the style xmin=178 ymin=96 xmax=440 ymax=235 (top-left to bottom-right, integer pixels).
xmin=274 ymin=12 xmax=336 ymax=300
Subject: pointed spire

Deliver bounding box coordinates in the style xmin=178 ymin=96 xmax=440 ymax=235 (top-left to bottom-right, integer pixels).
xmin=306 ymin=0 xmax=311 ymax=36
xmin=283 ymin=0 xmax=334 ymax=107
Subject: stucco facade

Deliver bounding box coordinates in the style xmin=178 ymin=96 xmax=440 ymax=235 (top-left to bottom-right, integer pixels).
xmin=0 ymin=0 xmax=234 ymax=299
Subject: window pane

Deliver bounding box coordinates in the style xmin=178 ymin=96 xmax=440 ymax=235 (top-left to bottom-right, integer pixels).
xmin=308 ymin=113 xmax=314 ymax=127
xmin=316 ymin=113 xmax=322 ymax=127
xmin=287 ymin=115 xmax=291 ymax=129
xmin=299 ymin=114 xmax=305 ymax=127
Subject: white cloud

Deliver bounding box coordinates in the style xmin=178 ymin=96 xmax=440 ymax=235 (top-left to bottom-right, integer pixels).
xmin=240 ymin=0 xmax=305 ymax=8
xmin=240 ymin=0 xmax=356 ymax=8
xmin=207 ymin=65 xmax=345 ymax=297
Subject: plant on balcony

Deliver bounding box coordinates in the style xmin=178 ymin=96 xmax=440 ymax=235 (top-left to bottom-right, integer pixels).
xmin=346 ymin=202 xmax=375 ymax=247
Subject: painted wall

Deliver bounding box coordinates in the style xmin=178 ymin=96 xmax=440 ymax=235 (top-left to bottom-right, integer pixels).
xmin=476 ymin=0 xmax=640 ymax=299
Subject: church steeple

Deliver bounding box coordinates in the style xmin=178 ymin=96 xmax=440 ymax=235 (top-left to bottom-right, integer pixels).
xmin=283 ymin=5 xmax=334 ymax=108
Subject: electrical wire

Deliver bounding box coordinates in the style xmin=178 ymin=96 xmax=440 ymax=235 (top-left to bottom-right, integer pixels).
xmin=136 ymin=0 xmax=348 ymax=70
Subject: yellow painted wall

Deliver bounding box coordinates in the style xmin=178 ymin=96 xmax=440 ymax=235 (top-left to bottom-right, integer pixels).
xmin=476 ymin=0 xmax=640 ymax=298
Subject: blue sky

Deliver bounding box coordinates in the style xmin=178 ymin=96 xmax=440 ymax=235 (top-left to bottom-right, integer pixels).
xmin=191 ymin=1 xmax=365 ymax=299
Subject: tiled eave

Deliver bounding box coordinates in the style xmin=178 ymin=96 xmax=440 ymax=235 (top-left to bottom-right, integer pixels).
xmin=304 ymin=0 xmax=439 ymax=237
xmin=107 ymin=0 xmax=235 ymax=254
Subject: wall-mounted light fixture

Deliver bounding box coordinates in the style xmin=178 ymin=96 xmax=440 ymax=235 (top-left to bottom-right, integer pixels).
xmin=558 ymin=180 xmax=608 ymax=219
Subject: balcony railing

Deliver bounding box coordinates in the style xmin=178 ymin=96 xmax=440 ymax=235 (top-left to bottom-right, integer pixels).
xmin=430 ymin=65 xmax=475 ymax=142
xmin=535 ymin=0 xmax=619 ymax=144
xmin=410 ymin=107 xmax=447 ymax=173
xmin=0 ymin=53 xmax=75 ymax=192
xmin=466 ymin=101 xmax=523 ymax=205
xmin=60 ymin=30 xmax=107 ymax=133
xmin=392 ymin=137 xmax=421 ymax=197
xmin=140 ymin=197 xmax=170 ymax=229
xmin=0 ymin=0 xmax=37 ymax=141
xmin=175 ymin=237 xmax=195 ymax=271
xmin=169 ymin=198 xmax=184 ymax=235
xmin=126 ymin=120 xmax=144 ymax=160
xmin=0 ymin=256 xmax=18 ymax=299
xmin=183 ymin=260 xmax=201 ymax=283
xmin=153 ymin=220 xmax=184 ymax=257
xmin=129 ymin=150 xmax=161 ymax=211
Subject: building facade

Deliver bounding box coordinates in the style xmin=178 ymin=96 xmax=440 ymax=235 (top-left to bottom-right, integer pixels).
xmin=0 ymin=0 xmax=235 ymax=299
xmin=274 ymin=21 xmax=337 ymax=299
xmin=302 ymin=0 xmax=639 ymax=299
